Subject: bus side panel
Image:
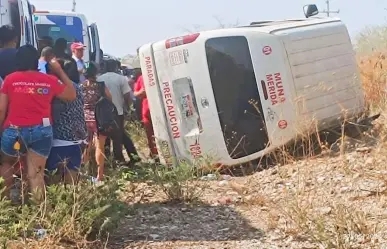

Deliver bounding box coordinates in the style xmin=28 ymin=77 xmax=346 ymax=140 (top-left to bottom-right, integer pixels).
xmin=139 ymin=44 xmax=176 ymax=166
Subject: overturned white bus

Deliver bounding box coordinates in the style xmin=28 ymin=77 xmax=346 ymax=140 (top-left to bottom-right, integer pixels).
xmin=139 ymin=5 xmax=371 ymax=167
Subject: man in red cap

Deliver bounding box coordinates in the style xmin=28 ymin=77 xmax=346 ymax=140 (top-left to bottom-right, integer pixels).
xmin=71 ymin=42 xmax=86 ymax=83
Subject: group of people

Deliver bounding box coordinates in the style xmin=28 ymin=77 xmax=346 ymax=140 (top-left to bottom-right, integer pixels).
xmin=0 ymin=24 xmax=156 ymax=203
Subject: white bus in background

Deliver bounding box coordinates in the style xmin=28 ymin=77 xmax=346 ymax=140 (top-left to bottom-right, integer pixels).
xmin=33 ymin=10 xmax=101 ymax=66
xmin=0 ymin=0 xmax=38 ymax=48
xmin=139 ymin=4 xmax=375 ymax=167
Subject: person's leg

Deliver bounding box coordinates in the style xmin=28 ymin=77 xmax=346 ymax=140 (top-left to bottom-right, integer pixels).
xmin=104 ymin=137 xmax=111 ymax=159
xmin=118 ymin=115 xmax=140 ymax=162
xmin=122 ymin=132 xmax=140 ymax=162
xmin=27 ymin=125 xmax=53 ymax=202
xmin=112 ymin=115 xmax=125 ymax=162
xmin=26 ymin=151 xmax=47 ymax=202
xmin=95 ymin=135 xmax=107 ymax=181
xmin=0 ymin=155 xmax=17 ymax=198
xmin=135 ymin=98 xmax=143 ymax=123
xmin=0 ymin=127 xmax=22 ymax=198
xmin=45 ymin=146 xmax=63 ymax=185
xmin=62 ymin=145 xmax=82 ymax=185
xmin=143 ymin=120 xmax=158 ymax=158
xmin=82 ymin=121 xmax=96 ymax=165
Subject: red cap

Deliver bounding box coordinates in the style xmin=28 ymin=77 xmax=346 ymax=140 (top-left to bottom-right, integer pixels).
xmin=71 ymin=42 xmax=86 ymax=50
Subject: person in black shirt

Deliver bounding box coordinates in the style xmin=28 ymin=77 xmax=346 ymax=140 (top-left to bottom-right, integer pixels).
xmin=54 ymin=38 xmax=71 ymax=59
xmin=54 ymin=38 xmax=80 ymax=84
xmin=0 ymin=25 xmax=18 ymax=79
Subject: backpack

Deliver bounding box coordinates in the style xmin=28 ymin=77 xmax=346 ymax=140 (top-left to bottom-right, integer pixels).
xmin=94 ymin=81 xmax=119 ymax=136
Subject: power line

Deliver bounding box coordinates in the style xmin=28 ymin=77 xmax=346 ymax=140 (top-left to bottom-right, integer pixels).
xmin=320 ymin=0 xmax=340 ymax=17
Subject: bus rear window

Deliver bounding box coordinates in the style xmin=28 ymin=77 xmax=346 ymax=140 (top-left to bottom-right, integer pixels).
xmin=205 ymin=36 xmax=269 ymax=159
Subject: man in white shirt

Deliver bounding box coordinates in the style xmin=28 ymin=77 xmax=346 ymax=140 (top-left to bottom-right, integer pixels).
xmin=97 ymin=59 xmax=139 ymax=164
xmin=71 ymin=42 xmax=86 ymax=83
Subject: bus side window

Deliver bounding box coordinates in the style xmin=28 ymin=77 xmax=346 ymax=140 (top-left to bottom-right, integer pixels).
xmin=9 ymin=2 xmax=21 ymax=47
xmin=24 ymin=18 xmax=30 ymax=44
xmin=87 ymin=26 xmax=94 ymax=61
xmin=27 ymin=2 xmax=37 ymax=47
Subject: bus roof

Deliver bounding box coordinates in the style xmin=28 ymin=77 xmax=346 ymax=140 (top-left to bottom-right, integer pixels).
xmin=177 ymin=17 xmax=342 ymax=38
xmin=34 ymin=10 xmax=86 ymax=18
xmin=154 ymin=17 xmax=342 ymax=51
xmin=232 ymin=17 xmax=342 ymax=34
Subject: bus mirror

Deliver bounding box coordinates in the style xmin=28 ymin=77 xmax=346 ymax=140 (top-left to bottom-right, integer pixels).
xmin=303 ymin=4 xmax=319 ymax=18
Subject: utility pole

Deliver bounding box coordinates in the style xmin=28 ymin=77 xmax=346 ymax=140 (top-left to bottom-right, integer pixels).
xmin=72 ymin=0 xmax=76 ymax=12
xmin=320 ymin=0 xmax=339 ymax=17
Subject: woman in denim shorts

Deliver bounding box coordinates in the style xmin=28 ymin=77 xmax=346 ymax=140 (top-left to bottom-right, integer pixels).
xmin=0 ymin=45 xmax=76 ymax=201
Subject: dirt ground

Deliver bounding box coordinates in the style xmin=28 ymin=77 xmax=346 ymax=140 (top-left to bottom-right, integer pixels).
xmin=108 ymin=137 xmax=387 ymax=249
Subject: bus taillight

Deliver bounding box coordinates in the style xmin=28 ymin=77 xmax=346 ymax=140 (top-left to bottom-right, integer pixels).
xmin=165 ymin=33 xmax=200 ymax=49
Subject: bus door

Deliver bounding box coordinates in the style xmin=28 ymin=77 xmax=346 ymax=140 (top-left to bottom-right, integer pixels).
xmin=88 ymin=23 xmax=101 ymax=66
xmin=19 ymin=0 xmax=35 ymax=46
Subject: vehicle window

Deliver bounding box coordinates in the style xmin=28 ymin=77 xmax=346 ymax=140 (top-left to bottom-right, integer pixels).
xmin=21 ymin=0 xmax=33 ymax=44
xmin=205 ymin=36 xmax=269 ymax=159
xmin=35 ymin=15 xmax=83 ymax=51
xmin=9 ymin=2 xmax=21 ymax=47
xmin=36 ymin=22 xmax=83 ymax=53
xmin=36 ymin=24 xmax=82 ymax=43
xmin=88 ymin=26 xmax=95 ymax=61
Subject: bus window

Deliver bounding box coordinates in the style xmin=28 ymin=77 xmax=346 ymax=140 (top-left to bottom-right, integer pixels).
xmin=35 ymin=15 xmax=83 ymax=51
xmin=9 ymin=1 xmax=21 ymax=47
xmin=36 ymin=25 xmax=79 ymax=43
xmin=21 ymin=0 xmax=34 ymax=45
xmin=205 ymin=36 xmax=269 ymax=159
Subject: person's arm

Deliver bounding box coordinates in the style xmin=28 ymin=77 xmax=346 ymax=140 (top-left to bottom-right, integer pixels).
xmin=121 ymin=76 xmax=132 ymax=106
xmin=49 ymin=59 xmax=76 ymax=101
xmin=0 ymin=93 xmax=8 ymax=129
xmin=133 ymin=77 xmax=146 ymax=99
xmin=0 ymin=79 xmax=10 ymax=129
xmin=104 ymin=86 xmax=112 ymax=101
xmin=134 ymin=88 xmax=146 ymax=98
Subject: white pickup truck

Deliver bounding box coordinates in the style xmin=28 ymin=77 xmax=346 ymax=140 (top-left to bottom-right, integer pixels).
xmin=139 ymin=4 xmax=375 ymax=167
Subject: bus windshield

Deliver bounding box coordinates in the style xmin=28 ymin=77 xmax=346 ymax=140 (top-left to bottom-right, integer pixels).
xmin=35 ymin=15 xmax=84 ymax=43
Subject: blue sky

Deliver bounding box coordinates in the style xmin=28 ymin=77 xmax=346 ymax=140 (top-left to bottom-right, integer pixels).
xmin=30 ymin=0 xmax=387 ymax=57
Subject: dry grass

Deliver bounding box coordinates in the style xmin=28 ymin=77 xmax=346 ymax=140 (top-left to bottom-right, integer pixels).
xmin=4 ymin=28 xmax=387 ymax=249
xmin=358 ymin=51 xmax=387 ymax=108
xmin=262 ymin=51 xmax=387 ymax=248
xmin=107 ymin=46 xmax=387 ymax=249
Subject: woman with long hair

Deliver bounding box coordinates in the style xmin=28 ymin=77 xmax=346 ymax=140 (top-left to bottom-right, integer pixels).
xmin=81 ymin=62 xmax=112 ymax=182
